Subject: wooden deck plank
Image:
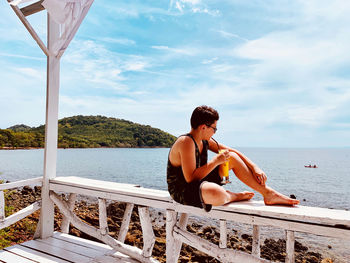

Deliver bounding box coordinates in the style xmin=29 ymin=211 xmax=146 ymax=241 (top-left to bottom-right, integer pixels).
xmin=36 ymin=237 xmax=105 ymax=258
xmin=4 ymin=244 xmax=70 ymax=263
xmin=88 ymin=254 xmax=140 ymax=263
xmin=53 ymin=232 xmax=113 ymax=253
xmin=0 ymin=250 xmax=36 ymax=263
xmin=20 ymin=239 xmax=92 ymax=262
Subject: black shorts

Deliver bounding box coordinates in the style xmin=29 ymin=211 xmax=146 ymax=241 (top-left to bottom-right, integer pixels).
xmin=183 ymin=167 xmax=222 ymax=212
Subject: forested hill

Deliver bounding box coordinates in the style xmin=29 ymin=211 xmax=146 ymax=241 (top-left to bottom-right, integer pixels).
xmin=0 ymin=115 xmax=176 ymax=148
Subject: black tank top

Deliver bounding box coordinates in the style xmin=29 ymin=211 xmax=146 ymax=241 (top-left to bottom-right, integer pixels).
xmin=166 ymin=134 xmax=209 ymax=203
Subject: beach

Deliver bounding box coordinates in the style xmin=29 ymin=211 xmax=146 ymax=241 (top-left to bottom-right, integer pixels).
xmin=1 ymin=185 xmax=338 ymax=262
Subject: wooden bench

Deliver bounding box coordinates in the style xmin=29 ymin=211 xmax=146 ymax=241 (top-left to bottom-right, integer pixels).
xmin=48 ymin=176 xmax=350 ymax=263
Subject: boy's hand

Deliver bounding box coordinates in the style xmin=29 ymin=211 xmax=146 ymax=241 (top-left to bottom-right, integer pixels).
xmin=253 ymin=167 xmax=267 ymax=186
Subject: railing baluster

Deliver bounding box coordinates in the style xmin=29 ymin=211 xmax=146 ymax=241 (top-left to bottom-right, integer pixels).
xmin=138 ymin=206 xmax=155 ymax=258
xmin=98 ymin=198 xmax=109 ymax=235
xmin=0 ymin=191 xmax=5 ymax=221
xmin=285 ymin=230 xmax=295 ymax=263
xmin=219 ymin=219 xmax=227 ymax=249
xmin=166 ymin=209 xmax=177 ymax=263
xmin=174 ymin=213 xmax=189 ymax=260
xmin=252 ymin=225 xmax=261 ymax=257
xmin=118 ymin=203 xmax=134 ymax=242
xmin=61 ymin=193 xmax=76 ymax=233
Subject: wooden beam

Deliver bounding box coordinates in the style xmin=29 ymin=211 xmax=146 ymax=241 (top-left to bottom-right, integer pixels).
xmin=166 ymin=210 xmax=177 ymax=263
xmin=61 ymin=193 xmax=76 ymax=234
xmin=138 ymin=207 xmax=155 ymax=258
xmin=0 ymin=191 xmax=5 ymax=221
xmin=285 ymin=230 xmax=295 ymax=263
xmin=40 ymin=13 xmax=60 ymax=239
xmin=173 ymin=213 xmax=189 ymax=259
xmin=50 ymin=191 xmax=159 ymax=263
xmin=252 ymin=225 xmax=261 ymax=257
xmin=8 ymin=1 xmax=49 ymax=56
xmin=0 ymin=201 xmax=41 ymax=230
xmin=118 ymin=203 xmax=134 ymax=242
xmin=173 ymin=226 xmax=270 ymax=263
xmin=56 ymin=0 xmax=94 ymax=58
xmin=0 ymin=177 xmax=42 ymax=191
xmin=219 ymin=219 xmax=227 ymax=249
xmin=98 ymin=198 xmax=109 ymax=235
xmin=20 ymin=0 xmax=44 ymax=17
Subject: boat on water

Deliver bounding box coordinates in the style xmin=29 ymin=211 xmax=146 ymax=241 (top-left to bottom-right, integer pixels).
xmin=304 ymin=164 xmax=318 ymax=168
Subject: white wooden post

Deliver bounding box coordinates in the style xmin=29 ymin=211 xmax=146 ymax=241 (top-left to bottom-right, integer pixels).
xmin=0 ymin=191 xmax=5 ymax=221
xmin=138 ymin=206 xmax=155 ymax=258
xmin=118 ymin=203 xmax=134 ymax=242
xmin=166 ymin=210 xmax=177 ymax=263
xmin=252 ymin=225 xmax=261 ymax=257
xmin=219 ymin=219 xmax=227 ymax=249
xmin=174 ymin=213 xmax=189 ymax=259
xmin=285 ymin=230 xmax=295 ymax=263
xmin=61 ymin=193 xmax=77 ymax=233
xmin=99 ymin=198 xmax=109 ymax=235
xmin=40 ymin=13 xmax=61 ymax=239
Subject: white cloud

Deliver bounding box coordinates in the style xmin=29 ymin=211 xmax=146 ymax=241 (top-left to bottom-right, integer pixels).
xmin=151 ymin=45 xmax=195 ymax=56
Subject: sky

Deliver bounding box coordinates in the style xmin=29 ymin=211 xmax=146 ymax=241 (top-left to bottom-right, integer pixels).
xmin=1 ymin=0 xmax=350 ymax=147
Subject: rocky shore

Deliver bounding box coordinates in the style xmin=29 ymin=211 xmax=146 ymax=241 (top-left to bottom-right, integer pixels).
xmin=1 ymin=185 xmax=335 ymax=263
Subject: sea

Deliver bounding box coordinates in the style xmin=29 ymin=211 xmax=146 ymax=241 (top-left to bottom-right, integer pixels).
xmin=0 ymin=147 xmax=349 ymax=261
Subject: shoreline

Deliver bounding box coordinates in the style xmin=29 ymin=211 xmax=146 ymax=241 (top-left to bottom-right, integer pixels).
xmin=1 ymin=185 xmax=339 ymax=262
xmin=0 ymin=146 xmax=170 ymax=150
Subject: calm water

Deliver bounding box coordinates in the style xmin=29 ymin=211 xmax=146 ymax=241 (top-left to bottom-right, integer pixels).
xmin=1 ymin=147 xmax=349 ymax=210
xmin=1 ymin=147 xmax=350 ymax=261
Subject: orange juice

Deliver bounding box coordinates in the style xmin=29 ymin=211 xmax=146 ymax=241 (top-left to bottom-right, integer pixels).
xmin=219 ymin=150 xmax=229 ymax=183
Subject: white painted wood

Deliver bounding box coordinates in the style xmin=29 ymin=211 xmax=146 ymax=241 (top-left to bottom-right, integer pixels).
xmin=252 ymin=225 xmax=261 ymax=257
xmin=61 ymin=193 xmax=77 ymax=233
xmin=7 ymin=2 xmax=50 ymax=56
xmin=138 ymin=206 xmax=155 ymax=258
xmin=0 ymin=191 xmax=4 ymax=221
xmin=173 ymin=203 xmax=350 ymax=239
xmin=37 ymin=237 xmax=105 ymax=258
xmin=50 ymin=192 xmax=159 ymax=263
xmin=0 ymin=249 xmax=35 ymax=263
xmin=99 ymin=198 xmax=109 ymax=235
xmin=118 ymin=203 xmax=134 ymax=242
xmin=53 ymin=232 xmax=113 ymax=253
xmin=5 ymin=244 xmax=70 ymax=263
xmin=88 ymin=253 xmax=140 ymax=263
xmin=219 ymin=219 xmax=227 ymax=249
xmin=173 ymin=213 xmax=189 ymax=260
xmin=21 ymin=239 xmax=91 ymax=262
xmin=166 ymin=210 xmax=177 ymax=263
xmin=285 ymin=230 xmax=295 ymax=263
xmin=0 ymin=201 xmax=41 ymax=230
xmin=173 ymin=226 xmax=270 ymax=263
xmin=40 ymin=12 xmax=61 ymax=240
xmin=56 ymin=0 xmax=94 ymax=58
xmin=50 ymin=183 xmax=172 ymax=210
xmin=0 ymin=177 xmax=42 ymax=191
xmin=33 ymin=216 xmax=41 ymax=239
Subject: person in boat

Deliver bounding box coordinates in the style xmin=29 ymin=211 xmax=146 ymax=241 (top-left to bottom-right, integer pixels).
xmin=167 ymin=105 xmax=299 ymax=212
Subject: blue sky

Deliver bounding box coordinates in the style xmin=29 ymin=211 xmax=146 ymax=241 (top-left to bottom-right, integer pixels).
xmin=1 ymin=0 xmax=350 ymax=147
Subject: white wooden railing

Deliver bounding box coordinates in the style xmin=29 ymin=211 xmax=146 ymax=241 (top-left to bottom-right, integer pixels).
xmin=1 ymin=176 xmax=350 ymax=263
xmin=0 ymin=177 xmax=42 ymax=230
xmin=49 ymin=176 xmax=350 ymax=263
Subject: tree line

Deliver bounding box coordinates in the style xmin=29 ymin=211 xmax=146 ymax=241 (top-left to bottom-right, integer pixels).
xmin=0 ymin=115 xmax=176 ymax=149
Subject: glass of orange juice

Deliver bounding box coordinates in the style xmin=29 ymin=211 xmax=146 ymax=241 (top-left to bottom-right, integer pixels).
xmin=219 ymin=150 xmax=230 ymax=184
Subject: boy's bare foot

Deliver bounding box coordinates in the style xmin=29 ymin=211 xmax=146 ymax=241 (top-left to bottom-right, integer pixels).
xmin=229 ymin=191 xmax=255 ymax=202
xmin=264 ymin=189 xmax=299 ymax=206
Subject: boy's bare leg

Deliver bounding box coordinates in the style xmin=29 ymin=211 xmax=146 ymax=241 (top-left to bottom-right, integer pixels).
xmin=228 ymin=152 xmax=299 ymax=206
xmin=201 ymin=182 xmax=254 ymax=206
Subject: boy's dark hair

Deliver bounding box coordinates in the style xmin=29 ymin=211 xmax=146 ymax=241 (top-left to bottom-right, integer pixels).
xmin=190 ymin=105 xmax=219 ymax=129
